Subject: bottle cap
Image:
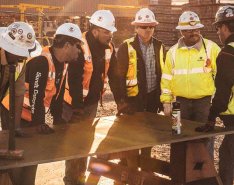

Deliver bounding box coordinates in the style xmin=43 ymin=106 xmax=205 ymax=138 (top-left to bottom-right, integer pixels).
xmin=173 ymin=102 xmax=180 ymax=109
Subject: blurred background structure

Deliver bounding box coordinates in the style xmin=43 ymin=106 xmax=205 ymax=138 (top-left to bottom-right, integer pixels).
xmin=0 ymin=0 xmax=233 ymax=47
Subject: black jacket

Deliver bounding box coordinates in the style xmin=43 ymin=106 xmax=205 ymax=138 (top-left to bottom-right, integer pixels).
xmin=208 ymin=34 xmax=234 ymax=123
xmin=68 ymin=30 xmax=117 ymax=108
xmin=25 ymin=47 xmax=65 ymax=125
xmin=115 ymin=35 xmax=165 ymax=111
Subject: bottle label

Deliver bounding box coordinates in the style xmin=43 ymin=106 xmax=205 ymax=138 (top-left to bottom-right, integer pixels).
xmin=172 ymin=110 xmax=181 ymax=135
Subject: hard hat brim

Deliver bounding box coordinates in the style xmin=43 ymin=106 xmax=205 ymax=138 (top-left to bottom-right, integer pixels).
xmin=0 ymin=27 xmax=6 ymax=34
xmin=89 ymin=20 xmax=117 ymax=32
xmin=55 ymin=23 xmax=83 ymax=42
xmin=212 ymin=21 xmax=219 ymax=25
xmin=131 ymin=21 xmax=159 ymax=26
xmin=176 ymin=23 xmax=204 ymax=30
xmin=0 ymin=32 xmax=42 ymax=57
xmin=213 ymin=19 xmax=234 ymax=26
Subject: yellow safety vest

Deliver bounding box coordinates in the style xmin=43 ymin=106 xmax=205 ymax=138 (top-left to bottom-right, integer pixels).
xmin=125 ymin=38 xmax=138 ymax=97
xmin=221 ymin=42 xmax=234 ymax=115
xmin=125 ymin=37 xmax=165 ymax=97
xmin=161 ymin=38 xmax=220 ymax=103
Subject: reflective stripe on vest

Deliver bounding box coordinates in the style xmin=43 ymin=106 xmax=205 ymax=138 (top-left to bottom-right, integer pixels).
xmin=221 ymin=42 xmax=234 ymax=115
xmin=64 ymin=32 xmax=113 ymax=105
xmin=125 ymin=37 xmax=138 ymax=97
xmin=21 ymin=47 xmax=67 ymax=122
xmin=160 ymin=38 xmax=220 ymax=103
xmin=82 ymin=32 xmax=93 ymax=97
xmin=170 ymin=39 xmax=213 ymax=74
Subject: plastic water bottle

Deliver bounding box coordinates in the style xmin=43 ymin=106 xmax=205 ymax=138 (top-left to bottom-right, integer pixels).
xmin=172 ymin=102 xmax=181 ymax=135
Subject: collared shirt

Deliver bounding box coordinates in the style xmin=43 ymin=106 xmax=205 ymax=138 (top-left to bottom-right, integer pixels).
xmin=177 ymin=37 xmax=203 ymax=51
xmin=138 ymin=36 xmax=157 ymax=93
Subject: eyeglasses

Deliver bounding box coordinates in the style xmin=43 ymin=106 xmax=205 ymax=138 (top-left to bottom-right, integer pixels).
xmin=138 ymin=26 xmax=155 ymax=30
xmin=182 ymin=29 xmax=200 ymax=33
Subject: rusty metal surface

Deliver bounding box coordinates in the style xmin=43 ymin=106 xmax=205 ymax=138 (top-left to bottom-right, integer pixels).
xmin=0 ymin=112 xmax=233 ymax=170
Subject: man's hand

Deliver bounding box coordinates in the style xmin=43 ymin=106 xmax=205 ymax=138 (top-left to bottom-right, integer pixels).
xmin=73 ymin=108 xmax=85 ymax=116
xmin=163 ymin=103 xmax=172 ymax=116
xmin=116 ymin=100 xmax=134 ymax=116
xmin=37 ymin=124 xmax=54 ymax=135
xmin=195 ymin=121 xmax=215 ymax=132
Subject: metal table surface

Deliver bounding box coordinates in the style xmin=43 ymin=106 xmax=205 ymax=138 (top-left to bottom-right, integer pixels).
xmin=0 ymin=112 xmax=233 ymax=170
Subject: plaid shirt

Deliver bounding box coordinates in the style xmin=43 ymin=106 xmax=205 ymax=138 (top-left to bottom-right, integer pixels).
xmin=139 ymin=37 xmax=157 ymax=93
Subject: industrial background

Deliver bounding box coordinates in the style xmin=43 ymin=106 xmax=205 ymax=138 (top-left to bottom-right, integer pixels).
xmin=0 ymin=0 xmax=233 ymax=47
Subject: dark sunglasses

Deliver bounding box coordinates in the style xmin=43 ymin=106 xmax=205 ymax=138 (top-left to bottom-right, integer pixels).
xmin=138 ymin=26 xmax=155 ymax=30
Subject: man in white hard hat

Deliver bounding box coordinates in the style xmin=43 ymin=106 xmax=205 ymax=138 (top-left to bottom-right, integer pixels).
xmin=113 ymin=7 xmax=166 ymax=172
xmin=161 ymin=11 xmax=220 ymax=157
xmin=0 ymin=22 xmax=42 ymax=137
xmin=0 ymin=22 xmax=42 ymax=185
xmin=196 ymin=6 xmax=234 ymax=185
xmin=21 ymin=22 xmax=83 ymax=132
xmin=62 ymin=10 xmax=118 ymax=185
xmin=7 ymin=23 xmax=83 ymax=185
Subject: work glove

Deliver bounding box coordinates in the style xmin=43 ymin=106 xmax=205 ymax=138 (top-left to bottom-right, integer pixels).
xmin=195 ymin=121 xmax=215 ymax=132
xmin=163 ymin=103 xmax=172 ymax=116
xmin=116 ymin=100 xmax=134 ymax=116
xmin=37 ymin=124 xmax=55 ymax=135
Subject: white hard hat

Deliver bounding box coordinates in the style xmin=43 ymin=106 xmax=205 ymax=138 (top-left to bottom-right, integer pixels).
xmin=176 ymin=11 xmax=204 ymax=30
xmin=0 ymin=22 xmax=42 ymax=57
xmin=89 ymin=10 xmax=117 ymax=32
xmin=131 ymin=8 xmax=158 ymax=26
xmin=55 ymin=23 xmax=82 ymax=42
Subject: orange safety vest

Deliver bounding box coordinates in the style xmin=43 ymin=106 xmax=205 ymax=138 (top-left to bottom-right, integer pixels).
xmin=64 ymin=32 xmax=113 ymax=105
xmin=21 ymin=47 xmax=67 ymax=122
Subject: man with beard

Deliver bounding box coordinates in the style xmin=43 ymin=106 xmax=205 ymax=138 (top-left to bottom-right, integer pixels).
xmin=62 ymin=10 xmax=117 ymax=185
xmin=196 ymin=6 xmax=234 ymax=185
xmin=161 ymin=11 xmax=220 ymax=156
